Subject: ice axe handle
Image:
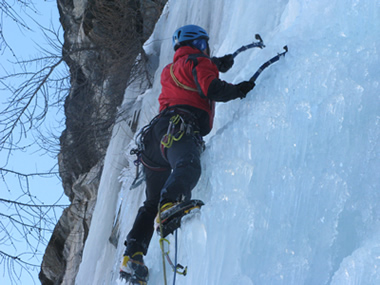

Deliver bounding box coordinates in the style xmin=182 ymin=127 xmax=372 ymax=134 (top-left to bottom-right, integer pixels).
xmin=232 ymin=34 xmax=265 ymax=58
xmin=249 ymin=45 xmax=288 ymax=83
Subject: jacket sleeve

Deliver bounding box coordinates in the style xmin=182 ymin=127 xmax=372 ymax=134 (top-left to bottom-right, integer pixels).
xmin=192 ymin=57 xmax=244 ymax=102
xmin=206 ymin=78 xmax=245 ymax=102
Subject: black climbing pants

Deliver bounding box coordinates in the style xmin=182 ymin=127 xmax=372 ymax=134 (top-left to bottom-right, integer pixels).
xmin=125 ymin=111 xmax=203 ymax=256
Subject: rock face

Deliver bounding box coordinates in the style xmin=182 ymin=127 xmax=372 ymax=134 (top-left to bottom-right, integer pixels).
xmin=39 ymin=1 xmax=166 ymax=284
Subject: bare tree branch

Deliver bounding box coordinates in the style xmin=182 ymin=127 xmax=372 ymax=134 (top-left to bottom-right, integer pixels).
xmin=0 ymin=2 xmax=71 ymax=284
xmin=1 ymin=0 xmax=166 ymax=284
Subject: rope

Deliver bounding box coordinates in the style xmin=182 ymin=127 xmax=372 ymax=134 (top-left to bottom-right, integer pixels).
xmin=158 ymin=206 xmax=188 ymax=285
xmin=173 ymin=230 xmax=178 ymax=285
xmin=170 ymin=64 xmax=199 ymax=92
xmin=158 ymin=204 xmax=168 ymax=285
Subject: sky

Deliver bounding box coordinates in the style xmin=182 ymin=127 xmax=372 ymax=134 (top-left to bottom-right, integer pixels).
xmin=0 ymin=1 xmax=68 ymax=284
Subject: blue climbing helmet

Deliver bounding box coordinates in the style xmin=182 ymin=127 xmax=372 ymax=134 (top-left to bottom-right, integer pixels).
xmin=172 ymin=25 xmax=210 ymax=51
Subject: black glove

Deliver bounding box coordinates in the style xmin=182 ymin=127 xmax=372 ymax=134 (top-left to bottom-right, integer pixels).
xmin=236 ymin=81 xmax=255 ymax=98
xmin=211 ymin=54 xmax=234 ymax=73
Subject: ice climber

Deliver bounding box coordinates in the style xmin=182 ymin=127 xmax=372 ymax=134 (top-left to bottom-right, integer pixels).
xmin=120 ymin=24 xmax=255 ymax=283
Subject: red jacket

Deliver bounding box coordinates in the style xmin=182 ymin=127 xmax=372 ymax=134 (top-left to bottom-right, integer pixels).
xmin=159 ymin=46 xmax=243 ymax=135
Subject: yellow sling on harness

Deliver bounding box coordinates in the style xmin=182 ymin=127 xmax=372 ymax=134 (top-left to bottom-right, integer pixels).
xmin=170 ymin=64 xmax=199 ymax=92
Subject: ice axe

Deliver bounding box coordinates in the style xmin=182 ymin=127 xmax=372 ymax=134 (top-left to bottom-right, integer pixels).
xmin=232 ymin=34 xmax=265 ymax=58
xmin=249 ymin=45 xmax=288 ymax=83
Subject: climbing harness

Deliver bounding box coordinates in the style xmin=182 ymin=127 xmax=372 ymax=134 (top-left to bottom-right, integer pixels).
xmin=160 ymin=113 xmax=195 ymax=149
xmin=160 ymin=109 xmax=204 ymax=162
xmin=129 ymin=108 xmax=204 ymax=189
